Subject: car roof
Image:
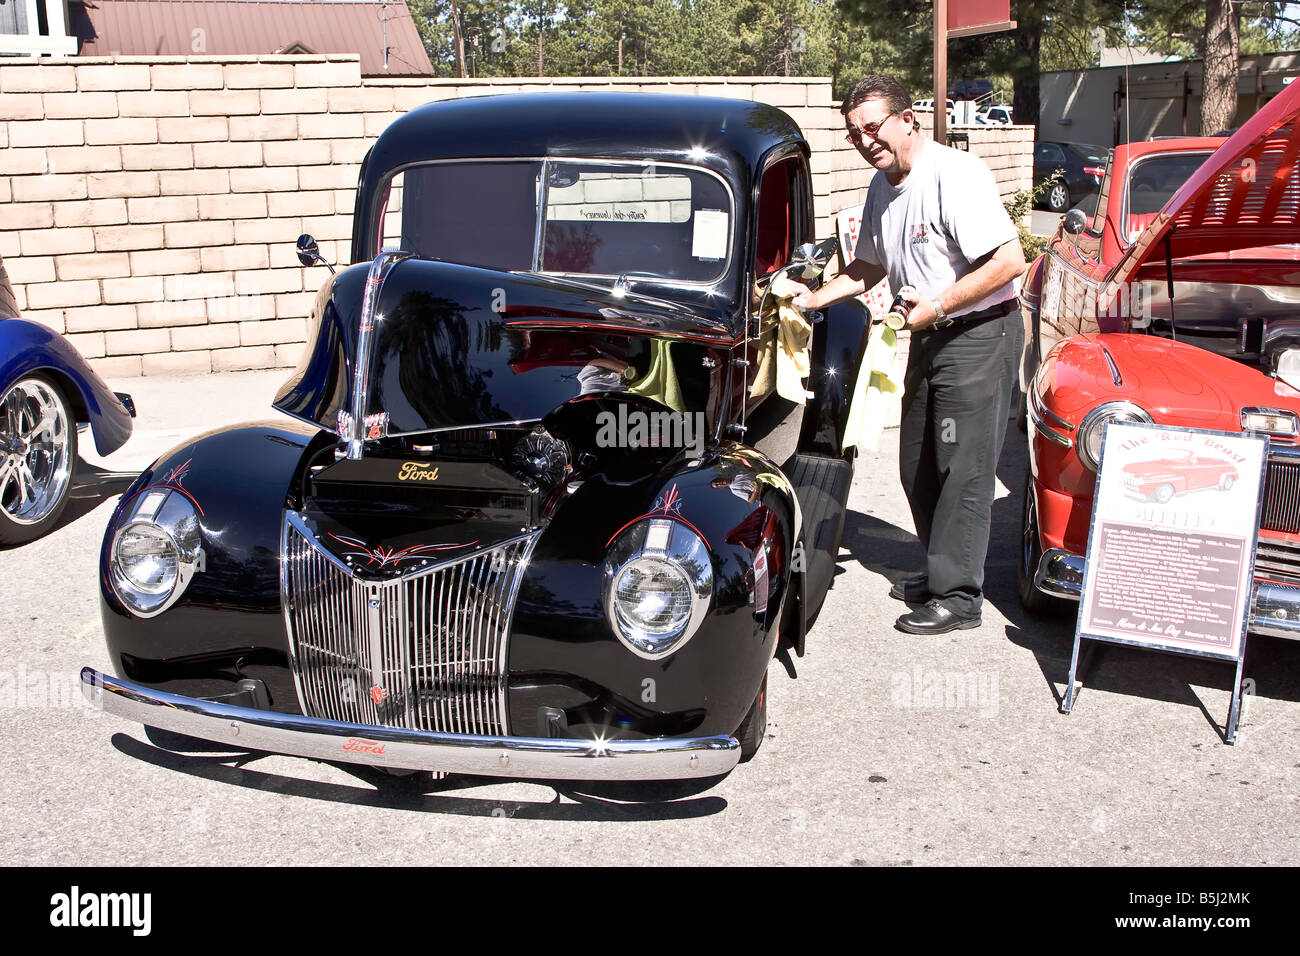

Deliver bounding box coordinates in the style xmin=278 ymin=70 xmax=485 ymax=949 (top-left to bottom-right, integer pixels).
xmin=361 ymin=92 xmax=806 ymax=183
xmin=1115 ymin=137 xmax=1226 ymax=162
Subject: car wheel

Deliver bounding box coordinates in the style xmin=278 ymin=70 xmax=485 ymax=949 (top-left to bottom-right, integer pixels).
xmin=1153 ymin=483 xmax=1174 ymax=504
xmin=1018 ymin=469 xmax=1072 ymax=616
xmin=735 ymin=672 xmax=767 ymax=762
xmin=1047 ymin=183 xmax=1070 ymax=212
xmin=1220 ymin=475 xmax=1235 ymax=490
xmin=0 ymin=375 xmax=77 ymax=545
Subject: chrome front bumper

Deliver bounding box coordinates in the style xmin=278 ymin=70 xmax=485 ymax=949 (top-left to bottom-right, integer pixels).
xmin=80 ymin=668 xmax=741 ymax=781
xmin=1035 ymin=549 xmax=1300 ymax=640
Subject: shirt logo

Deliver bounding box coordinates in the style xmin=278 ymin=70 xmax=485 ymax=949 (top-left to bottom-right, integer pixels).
xmin=910 ymin=224 xmax=930 ymax=245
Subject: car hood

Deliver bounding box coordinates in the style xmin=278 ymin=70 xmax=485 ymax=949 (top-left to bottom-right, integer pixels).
xmin=273 ymin=258 xmax=736 ymax=436
xmin=1106 ymin=80 xmax=1300 ymax=296
xmin=1039 ymin=333 xmax=1300 ymax=432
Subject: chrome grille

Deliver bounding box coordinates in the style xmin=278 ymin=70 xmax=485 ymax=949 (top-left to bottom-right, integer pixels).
xmin=1261 ymin=456 xmax=1300 ymax=535
xmin=281 ymin=511 xmax=538 ymax=735
xmin=1255 ymin=536 xmax=1300 ymax=587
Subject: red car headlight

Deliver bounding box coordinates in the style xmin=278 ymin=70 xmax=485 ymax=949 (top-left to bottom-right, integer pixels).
xmin=1077 ymin=402 xmax=1154 ymax=471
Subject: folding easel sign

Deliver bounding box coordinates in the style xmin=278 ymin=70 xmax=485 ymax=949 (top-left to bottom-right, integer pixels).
xmin=1061 ymin=421 xmax=1268 ymax=743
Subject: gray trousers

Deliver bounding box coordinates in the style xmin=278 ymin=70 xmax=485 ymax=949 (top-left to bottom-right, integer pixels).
xmin=899 ymin=308 xmax=1022 ymax=616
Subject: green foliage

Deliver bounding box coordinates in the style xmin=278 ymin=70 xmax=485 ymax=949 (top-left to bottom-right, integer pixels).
xmin=1004 ymin=170 xmax=1061 ymax=262
xmin=406 ymin=0 xmax=1300 ymax=112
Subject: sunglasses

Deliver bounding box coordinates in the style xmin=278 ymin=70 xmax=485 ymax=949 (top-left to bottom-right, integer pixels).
xmin=844 ymin=110 xmax=897 ymax=143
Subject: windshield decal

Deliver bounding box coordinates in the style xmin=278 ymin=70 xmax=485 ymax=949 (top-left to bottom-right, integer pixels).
xmin=692 ymin=209 xmax=728 ymax=260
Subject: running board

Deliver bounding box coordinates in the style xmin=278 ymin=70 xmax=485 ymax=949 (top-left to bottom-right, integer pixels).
xmin=786 ymin=453 xmax=853 ymax=627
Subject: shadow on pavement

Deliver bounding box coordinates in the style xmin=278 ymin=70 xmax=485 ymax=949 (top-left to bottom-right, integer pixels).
xmin=846 ymin=420 xmax=1300 ymax=739
xmin=111 ymin=732 xmax=729 ymax=819
xmin=0 ymin=458 xmax=137 ymax=552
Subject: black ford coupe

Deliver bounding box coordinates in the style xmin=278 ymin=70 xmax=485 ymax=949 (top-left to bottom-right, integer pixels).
xmin=83 ymin=93 xmax=870 ymax=781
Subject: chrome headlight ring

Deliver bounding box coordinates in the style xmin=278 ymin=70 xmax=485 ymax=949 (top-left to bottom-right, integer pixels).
xmin=1076 ymin=401 xmax=1153 ymax=472
xmin=109 ymin=488 xmax=204 ymax=618
xmin=603 ymin=518 xmax=713 ymax=660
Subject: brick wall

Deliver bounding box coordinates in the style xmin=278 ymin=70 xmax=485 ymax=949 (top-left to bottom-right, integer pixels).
xmin=0 ymin=56 xmax=1032 ymax=377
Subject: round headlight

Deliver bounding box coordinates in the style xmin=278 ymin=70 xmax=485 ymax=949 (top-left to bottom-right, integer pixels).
xmin=604 ymin=518 xmax=712 ymax=659
xmin=114 ymin=524 xmax=179 ymax=594
xmin=1076 ymin=401 xmax=1153 ymax=471
xmin=612 ymin=557 xmax=694 ymax=642
xmin=109 ymin=488 xmax=203 ymax=618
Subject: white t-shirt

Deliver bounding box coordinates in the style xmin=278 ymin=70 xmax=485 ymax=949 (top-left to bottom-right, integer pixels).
xmin=854 ymin=139 xmax=1018 ymax=318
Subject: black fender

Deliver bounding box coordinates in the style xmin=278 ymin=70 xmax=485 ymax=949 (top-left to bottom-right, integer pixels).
xmin=797 ymin=298 xmax=870 ymax=457
xmin=506 ymin=442 xmax=800 ymax=740
xmin=99 ymin=420 xmax=328 ymax=712
xmin=0 ymin=317 xmax=134 ymax=456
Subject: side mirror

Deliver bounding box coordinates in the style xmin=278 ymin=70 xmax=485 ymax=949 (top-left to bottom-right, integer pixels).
xmin=1062 ymin=209 xmax=1088 ymax=236
xmin=296 ymin=234 xmax=335 ymax=274
xmin=787 ymin=236 xmax=840 ymax=281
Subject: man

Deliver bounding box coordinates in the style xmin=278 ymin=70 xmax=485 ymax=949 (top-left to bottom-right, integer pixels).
xmin=792 ymin=75 xmax=1025 ymax=634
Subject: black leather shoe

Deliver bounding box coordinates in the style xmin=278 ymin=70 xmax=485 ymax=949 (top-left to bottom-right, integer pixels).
xmin=894 ymin=600 xmax=981 ymax=634
xmin=888 ymin=574 xmax=929 ymax=603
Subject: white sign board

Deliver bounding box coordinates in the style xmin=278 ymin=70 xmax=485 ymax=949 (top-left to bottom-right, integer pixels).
xmin=836 ymin=205 xmax=891 ymax=318
xmin=1077 ymin=421 xmax=1267 ymax=661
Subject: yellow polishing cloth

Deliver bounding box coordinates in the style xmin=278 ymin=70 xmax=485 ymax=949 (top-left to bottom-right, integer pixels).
xmin=843 ymin=322 xmax=904 ymax=452
xmin=628 ymin=337 xmax=686 ymax=412
xmin=758 ymin=275 xmax=814 ymax=405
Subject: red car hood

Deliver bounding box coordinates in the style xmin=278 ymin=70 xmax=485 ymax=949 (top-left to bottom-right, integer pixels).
xmin=1041 ymin=333 xmax=1300 ymax=431
xmin=1105 ymin=79 xmax=1300 ymax=297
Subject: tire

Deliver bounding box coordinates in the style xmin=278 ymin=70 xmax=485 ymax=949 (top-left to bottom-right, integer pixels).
xmin=1153 ymin=483 xmax=1174 ymax=504
xmin=1018 ymin=469 xmax=1073 ymax=616
xmin=0 ymin=374 xmax=77 ymax=545
xmin=1220 ymin=475 xmax=1235 ymax=491
xmin=1047 ymin=182 xmax=1070 ymax=213
xmin=735 ymin=672 xmax=767 ymax=762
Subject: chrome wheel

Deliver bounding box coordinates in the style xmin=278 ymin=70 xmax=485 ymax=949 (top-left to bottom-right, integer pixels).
xmin=1047 ymin=183 xmax=1070 ymax=212
xmin=0 ymin=376 xmax=76 ymax=543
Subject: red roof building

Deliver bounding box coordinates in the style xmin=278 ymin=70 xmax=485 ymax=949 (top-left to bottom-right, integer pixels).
xmin=74 ymin=0 xmax=433 ymax=76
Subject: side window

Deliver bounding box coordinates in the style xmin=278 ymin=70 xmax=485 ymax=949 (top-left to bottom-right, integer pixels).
xmin=754 ymin=157 xmax=805 ymax=278
xmin=378 ymin=171 xmax=404 ymax=249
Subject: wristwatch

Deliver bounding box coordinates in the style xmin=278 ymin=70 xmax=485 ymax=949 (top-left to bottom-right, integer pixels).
xmin=931 ymin=298 xmax=953 ymax=329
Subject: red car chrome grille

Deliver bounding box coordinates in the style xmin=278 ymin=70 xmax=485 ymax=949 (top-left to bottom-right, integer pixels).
xmin=1261 ymin=457 xmax=1300 ymax=534
xmin=280 ymin=512 xmax=539 ymax=736
xmin=1254 ymin=536 xmax=1300 ymax=587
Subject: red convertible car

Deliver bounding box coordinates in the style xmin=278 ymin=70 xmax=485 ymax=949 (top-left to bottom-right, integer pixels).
xmin=1018 ymin=79 xmax=1300 ymax=630
xmin=1121 ymin=450 xmax=1238 ymax=503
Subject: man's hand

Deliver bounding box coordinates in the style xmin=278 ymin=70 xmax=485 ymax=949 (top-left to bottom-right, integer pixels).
xmin=896 ymin=288 xmax=944 ymax=332
xmin=902 ymin=294 xmax=937 ymax=331
xmin=787 ymin=258 xmax=884 ymax=312
xmin=788 ymin=282 xmax=815 ymax=311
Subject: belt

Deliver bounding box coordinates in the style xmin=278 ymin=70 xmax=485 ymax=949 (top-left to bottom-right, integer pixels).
xmin=917 ymin=298 xmax=1016 ymax=336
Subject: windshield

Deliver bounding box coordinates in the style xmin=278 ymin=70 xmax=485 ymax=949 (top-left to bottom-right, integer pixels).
xmin=375 ymin=159 xmax=733 ymax=283
xmin=1126 ymin=153 xmax=1212 ymax=216
xmin=1121 ymin=151 xmax=1213 ymax=244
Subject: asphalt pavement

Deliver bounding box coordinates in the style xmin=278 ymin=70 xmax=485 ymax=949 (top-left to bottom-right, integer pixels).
xmin=2 ymin=369 xmax=1298 ymax=866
